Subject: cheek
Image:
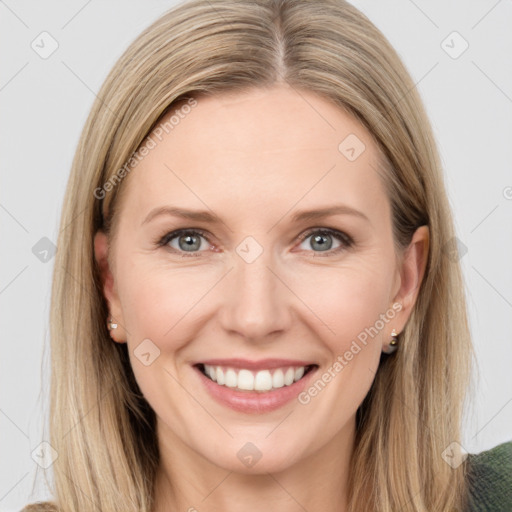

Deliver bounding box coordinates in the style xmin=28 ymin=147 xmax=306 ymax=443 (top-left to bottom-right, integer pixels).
xmin=116 ymin=257 xmax=218 ymax=348
xmin=116 ymin=261 xmax=212 ymax=430
xmin=118 ymin=253 xmax=394 ymax=351
xmin=287 ymin=258 xmax=393 ymax=351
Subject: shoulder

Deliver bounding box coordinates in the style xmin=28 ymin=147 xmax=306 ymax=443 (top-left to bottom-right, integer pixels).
xmin=464 ymin=440 xmax=512 ymax=512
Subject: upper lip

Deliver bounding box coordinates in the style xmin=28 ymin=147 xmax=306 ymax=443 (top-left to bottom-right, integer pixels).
xmin=193 ymin=358 xmax=317 ymax=371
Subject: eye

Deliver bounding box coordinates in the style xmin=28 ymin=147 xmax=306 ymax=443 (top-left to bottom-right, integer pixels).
xmin=296 ymin=228 xmax=354 ymax=256
xmin=157 ymin=229 xmax=212 ymax=256
xmin=156 ymin=227 xmax=354 ymax=257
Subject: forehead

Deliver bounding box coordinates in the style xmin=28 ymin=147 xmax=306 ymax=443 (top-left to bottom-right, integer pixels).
xmin=118 ymin=85 xmax=389 ymax=228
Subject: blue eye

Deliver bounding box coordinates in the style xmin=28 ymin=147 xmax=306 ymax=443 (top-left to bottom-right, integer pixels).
xmin=296 ymin=228 xmax=354 ymax=256
xmin=157 ymin=227 xmax=354 ymax=257
xmin=158 ymin=229 xmax=210 ymax=256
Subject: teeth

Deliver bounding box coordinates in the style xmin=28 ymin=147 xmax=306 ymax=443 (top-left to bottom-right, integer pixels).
xmin=272 ymin=369 xmax=284 ymax=388
xmin=202 ymin=364 xmax=310 ymax=392
xmin=207 ymin=365 xmax=217 ymax=381
xmin=225 ymin=369 xmax=238 ymax=388
xmin=238 ymin=369 xmax=255 ymax=390
xmin=284 ymin=367 xmax=294 ymax=386
xmin=254 ymin=370 xmax=272 ymax=391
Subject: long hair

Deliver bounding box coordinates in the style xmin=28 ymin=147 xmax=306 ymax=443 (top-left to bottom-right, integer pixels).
xmin=24 ymin=0 xmax=475 ymax=510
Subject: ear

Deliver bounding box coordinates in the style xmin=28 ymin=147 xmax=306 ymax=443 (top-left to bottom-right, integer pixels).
xmin=389 ymin=225 xmax=430 ymax=335
xmin=94 ymin=230 xmax=126 ymax=343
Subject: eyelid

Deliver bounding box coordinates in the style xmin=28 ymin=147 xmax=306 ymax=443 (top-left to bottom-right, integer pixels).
xmin=294 ymin=227 xmax=354 ymax=256
xmin=157 ymin=228 xmax=214 ymax=255
xmin=296 ymin=227 xmax=353 ymax=244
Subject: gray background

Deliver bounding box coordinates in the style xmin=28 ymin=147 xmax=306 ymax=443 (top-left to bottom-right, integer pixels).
xmin=1 ymin=0 xmax=511 ymax=509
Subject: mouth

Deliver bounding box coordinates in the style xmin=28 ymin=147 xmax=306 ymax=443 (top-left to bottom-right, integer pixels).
xmin=194 ymin=363 xmax=318 ymax=393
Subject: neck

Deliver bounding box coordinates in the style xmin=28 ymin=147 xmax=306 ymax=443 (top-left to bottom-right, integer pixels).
xmin=152 ymin=417 xmax=355 ymax=512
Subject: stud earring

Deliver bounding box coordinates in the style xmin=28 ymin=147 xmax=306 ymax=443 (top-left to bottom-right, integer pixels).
xmin=107 ymin=317 xmax=118 ymax=330
xmin=383 ymin=328 xmax=399 ymax=354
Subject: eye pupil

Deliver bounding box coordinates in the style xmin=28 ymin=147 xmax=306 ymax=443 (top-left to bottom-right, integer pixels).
xmin=311 ymin=233 xmax=332 ymax=251
xmin=179 ymin=234 xmax=201 ymax=251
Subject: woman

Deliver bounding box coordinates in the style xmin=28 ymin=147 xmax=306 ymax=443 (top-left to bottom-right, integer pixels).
xmin=23 ymin=0 xmax=511 ymax=511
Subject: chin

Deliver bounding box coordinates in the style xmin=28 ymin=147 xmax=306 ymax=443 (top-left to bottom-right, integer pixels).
xmin=200 ymin=439 xmax=306 ymax=475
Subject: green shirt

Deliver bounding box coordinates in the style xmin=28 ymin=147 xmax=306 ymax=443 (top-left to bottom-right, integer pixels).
xmin=465 ymin=440 xmax=512 ymax=511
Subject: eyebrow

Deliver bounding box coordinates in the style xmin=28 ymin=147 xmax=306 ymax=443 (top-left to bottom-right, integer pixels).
xmin=141 ymin=204 xmax=370 ymax=226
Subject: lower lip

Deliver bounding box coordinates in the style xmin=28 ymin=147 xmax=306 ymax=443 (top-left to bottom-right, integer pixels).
xmin=194 ymin=365 xmax=318 ymax=414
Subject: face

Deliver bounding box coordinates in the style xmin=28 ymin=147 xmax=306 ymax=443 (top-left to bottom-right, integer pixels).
xmin=95 ymin=84 xmax=428 ymax=475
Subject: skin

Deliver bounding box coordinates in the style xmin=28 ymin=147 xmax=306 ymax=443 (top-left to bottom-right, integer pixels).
xmin=94 ymin=84 xmax=429 ymax=512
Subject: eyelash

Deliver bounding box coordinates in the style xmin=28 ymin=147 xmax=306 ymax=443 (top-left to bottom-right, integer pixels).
xmin=156 ymin=227 xmax=354 ymax=258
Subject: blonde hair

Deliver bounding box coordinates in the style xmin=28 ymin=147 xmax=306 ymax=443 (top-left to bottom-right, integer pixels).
xmin=24 ymin=0 xmax=475 ymax=510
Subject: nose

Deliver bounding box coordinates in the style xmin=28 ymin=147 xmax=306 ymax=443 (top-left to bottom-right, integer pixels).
xmin=218 ymin=248 xmax=292 ymax=342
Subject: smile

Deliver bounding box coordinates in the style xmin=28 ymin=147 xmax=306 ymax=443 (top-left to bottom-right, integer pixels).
xmin=196 ymin=363 xmax=317 ymax=393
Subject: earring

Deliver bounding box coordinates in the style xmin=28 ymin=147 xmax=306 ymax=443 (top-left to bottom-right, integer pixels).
xmin=107 ymin=317 xmax=118 ymax=330
xmin=383 ymin=329 xmax=399 ymax=354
